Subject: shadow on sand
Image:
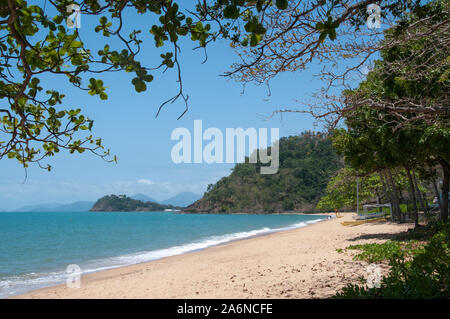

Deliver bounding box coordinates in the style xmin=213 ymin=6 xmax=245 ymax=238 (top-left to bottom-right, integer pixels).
xmin=347 ymin=232 xmax=406 ymax=242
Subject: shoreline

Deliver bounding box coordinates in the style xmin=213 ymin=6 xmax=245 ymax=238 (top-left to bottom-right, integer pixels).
xmin=13 ymin=213 xmax=412 ymax=299
xmin=5 ymin=213 xmax=329 ymax=298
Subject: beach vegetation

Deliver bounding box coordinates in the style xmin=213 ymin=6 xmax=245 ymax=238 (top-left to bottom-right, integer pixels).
xmin=347 ymin=240 xmax=422 ymax=264
xmin=335 ymin=221 xmax=450 ymax=298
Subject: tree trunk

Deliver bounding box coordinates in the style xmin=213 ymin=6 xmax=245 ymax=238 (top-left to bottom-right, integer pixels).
xmin=405 ymin=168 xmax=419 ymax=228
xmin=376 ymin=192 xmax=382 ymax=213
xmin=378 ymin=172 xmax=389 ymax=202
xmin=393 ymin=168 xmax=404 ymax=204
xmin=432 ymin=177 xmax=442 ymax=212
xmin=412 ymin=169 xmax=428 ymax=216
xmin=439 ymin=159 xmax=449 ymax=222
xmin=379 ymin=171 xmax=394 ymax=221
xmin=386 ymin=169 xmax=402 ymax=222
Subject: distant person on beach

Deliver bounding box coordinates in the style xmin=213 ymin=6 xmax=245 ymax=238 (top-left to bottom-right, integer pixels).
xmin=334 ymin=209 xmax=341 ymax=218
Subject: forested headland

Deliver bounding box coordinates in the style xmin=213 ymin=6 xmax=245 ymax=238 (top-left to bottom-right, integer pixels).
xmin=186 ymin=132 xmax=342 ymax=214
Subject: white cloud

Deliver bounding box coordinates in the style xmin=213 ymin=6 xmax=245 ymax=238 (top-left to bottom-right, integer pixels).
xmin=137 ymin=179 xmax=154 ymax=185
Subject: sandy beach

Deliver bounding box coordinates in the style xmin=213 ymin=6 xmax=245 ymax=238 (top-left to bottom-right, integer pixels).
xmin=14 ymin=213 xmax=412 ymax=299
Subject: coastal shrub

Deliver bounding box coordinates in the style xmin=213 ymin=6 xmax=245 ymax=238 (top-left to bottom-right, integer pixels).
xmin=334 ymin=229 xmax=450 ymax=298
xmin=346 ymin=240 xmax=422 ymax=263
xmin=394 ymin=219 xmax=450 ymax=241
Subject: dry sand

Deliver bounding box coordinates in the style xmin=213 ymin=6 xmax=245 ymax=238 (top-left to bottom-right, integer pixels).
xmin=14 ymin=213 xmax=412 ymax=299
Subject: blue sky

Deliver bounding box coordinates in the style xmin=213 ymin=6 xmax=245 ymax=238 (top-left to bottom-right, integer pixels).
xmin=1 ymin=4 xmax=338 ymax=210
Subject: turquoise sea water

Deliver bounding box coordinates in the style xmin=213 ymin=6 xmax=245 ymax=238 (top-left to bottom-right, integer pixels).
xmin=0 ymin=211 xmax=327 ymax=297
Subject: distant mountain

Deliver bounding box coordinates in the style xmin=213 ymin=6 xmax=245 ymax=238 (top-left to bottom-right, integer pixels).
xmin=90 ymin=195 xmax=178 ymax=212
xmin=53 ymin=201 xmax=94 ymax=212
xmin=131 ymin=193 xmax=159 ymax=203
xmin=161 ymin=192 xmax=202 ymax=207
xmin=15 ymin=201 xmax=94 ymax=212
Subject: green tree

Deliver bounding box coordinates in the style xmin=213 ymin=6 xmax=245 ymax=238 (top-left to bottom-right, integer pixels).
xmin=317 ymin=167 xmax=384 ymax=211
xmin=331 ymin=0 xmax=449 ymax=223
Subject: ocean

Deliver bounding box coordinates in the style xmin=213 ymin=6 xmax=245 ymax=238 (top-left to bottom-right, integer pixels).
xmin=0 ymin=211 xmax=327 ymax=297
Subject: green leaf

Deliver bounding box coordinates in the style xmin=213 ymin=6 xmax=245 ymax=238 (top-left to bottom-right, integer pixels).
xmin=249 ymin=34 xmax=261 ymax=47
xmin=70 ymin=41 xmax=83 ymax=48
xmin=329 ymin=28 xmax=336 ymax=41
xmin=53 ymin=15 xmax=63 ymax=24
xmin=132 ymin=78 xmax=147 ymax=92
xmin=319 ymin=32 xmax=327 ymax=42
xmin=223 ymin=5 xmax=240 ymax=19
xmin=276 ymin=0 xmax=288 ymax=10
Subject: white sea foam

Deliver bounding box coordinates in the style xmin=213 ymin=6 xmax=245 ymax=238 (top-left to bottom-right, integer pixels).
xmin=0 ymin=216 xmax=326 ymax=298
